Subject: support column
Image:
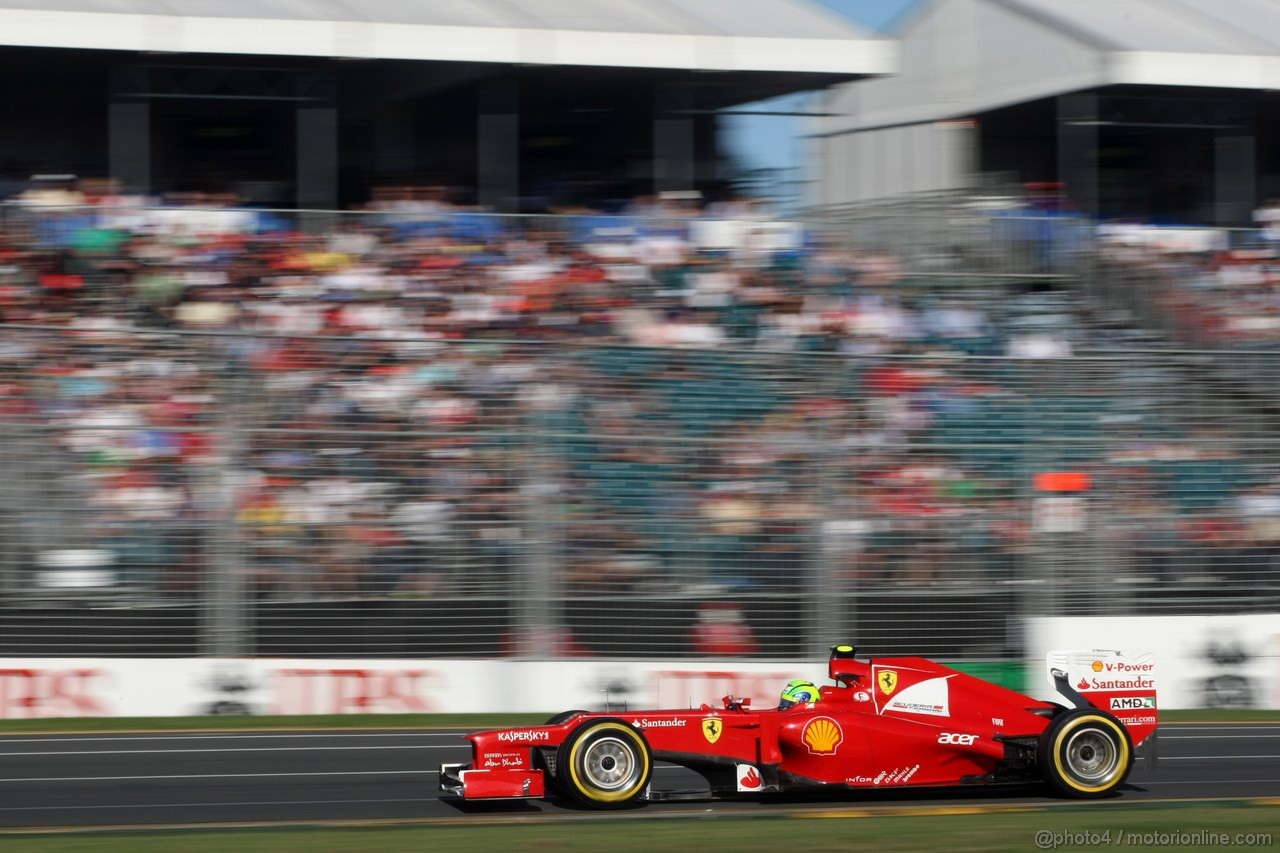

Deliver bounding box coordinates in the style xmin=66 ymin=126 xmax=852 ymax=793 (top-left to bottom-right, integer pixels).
xmin=654 ymin=84 xmax=695 ymax=194
xmin=1058 ymin=92 xmax=1098 ymax=218
xmin=297 ymin=106 xmax=338 ymax=212
xmin=478 ymin=79 xmax=519 ymax=212
xmin=109 ymin=101 xmax=150 ymax=196
xmin=373 ymin=106 xmax=417 ymax=179
xmin=1215 ymin=131 xmax=1256 ymax=226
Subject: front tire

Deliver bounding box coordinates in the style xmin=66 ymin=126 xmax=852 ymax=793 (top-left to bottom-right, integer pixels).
xmin=1038 ymin=709 xmax=1132 ymax=798
xmin=556 ymin=719 xmax=652 ymax=808
xmin=545 ymin=709 xmax=590 ymax=725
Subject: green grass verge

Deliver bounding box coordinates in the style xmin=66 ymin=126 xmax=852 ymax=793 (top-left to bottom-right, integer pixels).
xmin=0 ymin=707 xmax=1272 ymax=734
xmin=4 ymin=803 xmax=1276 ymax=852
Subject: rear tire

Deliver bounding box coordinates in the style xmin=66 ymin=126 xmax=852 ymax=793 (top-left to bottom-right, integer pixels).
xmin=1038 ymin=709 xmax=1132 ymax=798
xmin=556 ymin=719 xmax=652 ymax=809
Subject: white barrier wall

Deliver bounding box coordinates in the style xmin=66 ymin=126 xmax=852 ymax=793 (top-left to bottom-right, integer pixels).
xmin=0 ymin=658 xmax=819 ymax=718
xmin=5 ymin=624 xmax=1276 ymax=718
xmin=1028 ymin=614 xmax=1280 ymax=710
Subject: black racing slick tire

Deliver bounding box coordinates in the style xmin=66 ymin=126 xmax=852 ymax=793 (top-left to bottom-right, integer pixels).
xmin=1038 ymin=708 xmax=1133 ymax=798
xmin=556 ymin=718 xmax=652 ymax=809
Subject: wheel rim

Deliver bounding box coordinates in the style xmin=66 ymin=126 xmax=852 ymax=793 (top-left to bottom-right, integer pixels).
xmin=581 ymin=736 xmax=639 ymax=791
xmin=1064 ymin=728 xmax=1120 ymax=784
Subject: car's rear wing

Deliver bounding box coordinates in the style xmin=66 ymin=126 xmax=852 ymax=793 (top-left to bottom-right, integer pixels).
xmin=1045 ymin=650 xmax=1158 ymax=748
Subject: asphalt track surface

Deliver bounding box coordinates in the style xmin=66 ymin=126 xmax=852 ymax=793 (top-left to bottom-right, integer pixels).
xmin=0 ymin=723 xmax=1277 ymax=830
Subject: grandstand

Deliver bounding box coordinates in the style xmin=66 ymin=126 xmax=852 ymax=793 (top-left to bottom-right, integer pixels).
xmin=0 ymin=1 xmax=1276 ymax=670
xmin=1 ymin=197 xmax=1277 ymax=662
xmin=816 ymin=0 xmax=1280 ymax=226
xmin=0 ymin=0 xmax=892 ymax=211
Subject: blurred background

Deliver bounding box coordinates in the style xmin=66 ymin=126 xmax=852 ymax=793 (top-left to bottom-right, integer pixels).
xmin=0 ymin=1 xmax=1277 ymax=699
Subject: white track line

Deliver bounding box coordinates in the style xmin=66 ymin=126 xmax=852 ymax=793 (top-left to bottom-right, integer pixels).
xmin=1142 ymin=778 xmax=1280 ymax=785
xmin=0 ymin=770 xmax=439 ymax=783
xmin=1161 ymin=726 xmax=1280 ymax=730
xmin=0 ymin=798 xmax=429 ymax=812
xmin=0 ymin=733 xmax=465 ymax=743
xmin=1157 ymin=755 xmax=1280 ymax=760
xmin=1162 ymin=735 xmax=1280 ymax=739
xmin=0 ymin=766 xmax=690 ymax=785
xmin=0 ymin=745 xmax=454 ymax=756
xmin=0 ymin=726 xmax=1255 ymax=744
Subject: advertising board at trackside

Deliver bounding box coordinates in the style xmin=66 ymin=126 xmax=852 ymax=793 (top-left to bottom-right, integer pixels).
xmin=0 ymin=626 xmax=1273 ymax=718
xmin=0 ymin=659 xmax=1026 ymax=719
xmin=0 ymin=659 xmax=820 ymax=718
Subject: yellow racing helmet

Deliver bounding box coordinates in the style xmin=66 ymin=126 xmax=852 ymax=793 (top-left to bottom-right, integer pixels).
xmin=778 ymin=679 xmax=821 ymax=710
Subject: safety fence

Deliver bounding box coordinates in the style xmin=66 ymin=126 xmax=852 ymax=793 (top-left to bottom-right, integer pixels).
xmin=5 ymin=197 xmax=1273 ymax=288
xmin=0 ymin=201 xmax=807 ymax=264
xmin=0 ymin=198 xmax=1095 ymax=282
xmin=2 ymin=324 xmax=1278 ymax=659
xmin=810 ymin=196 xmax=1094 ymax=278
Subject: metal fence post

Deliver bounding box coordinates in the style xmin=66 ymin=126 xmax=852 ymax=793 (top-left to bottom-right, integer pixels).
xmin=204 ymin=369 xmax=249 ymax=658
xmin=1019 ymin=358 xmax=1055 ymax=621
xmin=517 ymin=397 xmax=558 ymax=660
xmin=0 ymin=423 xmax=28 ymax=597
xmin=811 ymin=418 xmax=842 ymax=657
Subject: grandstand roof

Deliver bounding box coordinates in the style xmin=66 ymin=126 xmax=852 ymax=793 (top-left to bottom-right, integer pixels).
xmin=820 ymin=0 xmax=1280 ymax=135
xmin=0 ymin=0 xmax=896 ymax=75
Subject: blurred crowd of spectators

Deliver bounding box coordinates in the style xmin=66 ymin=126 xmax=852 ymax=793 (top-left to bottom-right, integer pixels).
xmin=1 ymin=185 xmax=1278 ymax=617
xmin=1099 ymin=217 xmax=1280 ymax=346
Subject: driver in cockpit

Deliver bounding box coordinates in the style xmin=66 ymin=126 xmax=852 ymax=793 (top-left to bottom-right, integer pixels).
xmin=777 ymin=679 xmax=822 ymax=710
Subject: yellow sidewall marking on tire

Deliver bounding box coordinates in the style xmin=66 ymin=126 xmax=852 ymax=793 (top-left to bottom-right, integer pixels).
xmin=567 ymin=722 xmax=650 ymax=803
xmin=1052 ymin=715 xmax=1130 ymax=794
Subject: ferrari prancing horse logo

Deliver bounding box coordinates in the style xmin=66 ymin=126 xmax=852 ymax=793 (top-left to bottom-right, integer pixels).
xmin=878 ymin=670 xmax=899 ymax=695
xmin=702 ymin=718 xmax=722 ymax=744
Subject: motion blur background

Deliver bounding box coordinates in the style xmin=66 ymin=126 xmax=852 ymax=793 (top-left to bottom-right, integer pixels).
xmin=0 ymin=1 xmax=1277 ymax=711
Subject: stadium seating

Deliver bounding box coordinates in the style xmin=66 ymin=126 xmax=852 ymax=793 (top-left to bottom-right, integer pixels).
xmin=0 ymin=201 xmax=1274 ymax=605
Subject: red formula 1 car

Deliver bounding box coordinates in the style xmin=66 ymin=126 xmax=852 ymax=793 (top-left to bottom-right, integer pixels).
xmin=440 ymin=645 xmax=1158 ymax=808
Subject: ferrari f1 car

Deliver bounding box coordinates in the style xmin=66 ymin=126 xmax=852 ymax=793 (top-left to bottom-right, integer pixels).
xmin=440 ymin=645 xmax=1157 ymax=808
